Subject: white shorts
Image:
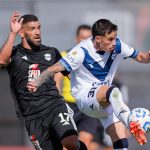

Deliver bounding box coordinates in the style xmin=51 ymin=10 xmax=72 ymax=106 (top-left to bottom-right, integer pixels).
xmin=75 ymin=85 xmax=119 ymax=129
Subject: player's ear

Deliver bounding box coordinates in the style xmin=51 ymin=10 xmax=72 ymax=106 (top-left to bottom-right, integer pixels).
xmin=95 ymin=35 xmax=101 ymax=43
xmin=18 ymin=29 xmax=24 ymax=38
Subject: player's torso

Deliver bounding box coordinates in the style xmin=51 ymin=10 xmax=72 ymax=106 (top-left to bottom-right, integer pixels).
xmin=71 ymin=38 xmax=121 ymax=95
xmin=9 ymin=45 xmax=57 ymax=91
xmin=7 ymin=44 xmax=62 ymax=118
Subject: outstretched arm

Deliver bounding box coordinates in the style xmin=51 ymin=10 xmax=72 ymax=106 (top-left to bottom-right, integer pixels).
xmin=134 ymin=51 xmax=150 ymax=63
xmin=0 ymin=11 xmax=23 ymax=67
xmin=27 ymin=61 xmax=66 ymax=92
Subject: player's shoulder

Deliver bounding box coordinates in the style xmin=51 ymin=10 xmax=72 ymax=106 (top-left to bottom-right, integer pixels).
xmin=78 ymin=37 xmax=93 ymax=52
xmin=116 ymin=38 xmax=127 ymax=46
xmin=12 ymin=44 xmax=22 ymax=56
xmin=13 ymin=44 xmax=21 ymax=50
xmin=72 ymin=38 xmax=90 ymax=52
xmin=78 ymin=37 xmax=92 ymax=47
xmin=40 ymin=44 xmax=60 ymax=56
xmin=40 ymin=44 xmax=58 ymax=51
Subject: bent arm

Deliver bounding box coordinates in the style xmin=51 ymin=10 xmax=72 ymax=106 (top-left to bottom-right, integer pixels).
xmin=0 ymin=11 xmax=23 ymax=67
xmin=36 ymin=61 xmax=65 ymax=88
xmin=0 ymin=32 xmax=17 ymax=66
xmin=134 ymin=51 xmax=150 ymax=63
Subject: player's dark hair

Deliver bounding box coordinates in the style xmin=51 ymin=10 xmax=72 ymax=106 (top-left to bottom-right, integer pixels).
xmin=19 ymin=14 xmax=38 ymax=24
xmin=92 ymin=19 xmax=118 ymax=39
xmin=76 ymin=24 xmax=91 ymax=36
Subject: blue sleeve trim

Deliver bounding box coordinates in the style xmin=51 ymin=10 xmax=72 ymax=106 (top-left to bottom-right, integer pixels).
xmin=59 ymin=58 xmax=72 ymax=72
xmin=130 ymin=49 xmax=139 ymax=58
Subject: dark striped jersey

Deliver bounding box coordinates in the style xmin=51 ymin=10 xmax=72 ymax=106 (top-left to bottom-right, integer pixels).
xmin=7 ymin=44 xmax=63 ymax=120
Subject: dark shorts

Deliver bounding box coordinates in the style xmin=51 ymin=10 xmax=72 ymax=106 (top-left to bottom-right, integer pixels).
xmin=25 ymin=102 xmax=78 ymax=150
xmin=67 ymin=102 xmax=98 ymax=135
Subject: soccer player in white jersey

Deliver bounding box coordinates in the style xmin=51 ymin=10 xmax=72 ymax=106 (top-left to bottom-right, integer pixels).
xmin=27 ymin=19 xmax=150 ymax=150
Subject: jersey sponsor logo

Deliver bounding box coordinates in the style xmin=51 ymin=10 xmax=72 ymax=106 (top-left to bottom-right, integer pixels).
xmin=30 ymin=134 xmax=42 ymax=150
xmin=92 ymin=81 xmax=109 ymax=86
xmin=66 ymin=53 xmax=77 ymax=65
xmin=88 ymin=87 xmax=97 ymax=98
xmin=58 ymin=113 xmax=70 ymax=125
xmin=28 ymin=64 xmax=41 ymax=82
xmin=22 ymin=55 xmax=28 ymax=60
xmin=44 ymin=53 xmax=51 ymax=61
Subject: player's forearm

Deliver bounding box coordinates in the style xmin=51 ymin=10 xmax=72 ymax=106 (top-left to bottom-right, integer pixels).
xmin=36 ymin=62 xmax=65 ymax=88
xmin=0 ymin=32 xmax=17 ymax=65
xmin=35 ymin=69 xmax=53 ymax=88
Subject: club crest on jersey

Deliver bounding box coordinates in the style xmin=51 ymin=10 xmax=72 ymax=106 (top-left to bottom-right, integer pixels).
xmin=44 ymin=53 xmax=51 ymax=61
xmin=72 ymin=50 xmax=77 ymax=55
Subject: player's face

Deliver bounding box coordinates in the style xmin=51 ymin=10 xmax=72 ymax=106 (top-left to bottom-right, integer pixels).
xmin=95 ymin=31 xmax=117 ymax=52
xmin=22 ymin=21 xmax=41 ymax=47
xmin=76 ymin=29 xmax=92 ymax=43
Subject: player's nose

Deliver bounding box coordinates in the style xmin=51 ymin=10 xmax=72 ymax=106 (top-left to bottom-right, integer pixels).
xmin=112 ymin=39 xmax=116 ymax=47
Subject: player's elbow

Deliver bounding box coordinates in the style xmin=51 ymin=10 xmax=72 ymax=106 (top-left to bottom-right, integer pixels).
xmin=0 ymin=57 xmax=9 ymax=66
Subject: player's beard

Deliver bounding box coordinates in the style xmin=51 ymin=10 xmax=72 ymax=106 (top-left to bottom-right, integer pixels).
xmin=26 ymin=37 xmax=41 ymax=51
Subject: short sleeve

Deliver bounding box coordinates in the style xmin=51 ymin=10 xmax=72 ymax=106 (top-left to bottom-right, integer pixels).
xmin=54 ymin=49 xmax=70 ymax=75
xmin=120 ymin=40 xmax=139 ymax=59
xmin=54 ymin=48 xmax=62 ymax=63
xmin=59 ymin=47 xmax=85 ymax=71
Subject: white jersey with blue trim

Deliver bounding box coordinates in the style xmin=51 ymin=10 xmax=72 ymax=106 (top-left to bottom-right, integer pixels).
xmin=59 ymin=37 xmax=138 ymax=97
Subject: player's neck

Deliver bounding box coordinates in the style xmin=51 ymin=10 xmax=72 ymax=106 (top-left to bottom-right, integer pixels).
xmin=92 ymin=38 xmax=103 ymax=52
xmin=21 ymin=41 xmax=32 ymax=51
xmin=21 ymin=41 xmax=40 ymax=51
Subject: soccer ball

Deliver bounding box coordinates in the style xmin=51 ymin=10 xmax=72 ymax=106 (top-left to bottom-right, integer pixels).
xmin=128 ymin=108 xmax=150 ymax=133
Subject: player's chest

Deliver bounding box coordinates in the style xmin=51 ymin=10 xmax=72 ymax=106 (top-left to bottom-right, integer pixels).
xmin=85 ymin=51 xmax=117 ymax=69
xmin=14 ymin=51 xmax=56 ymax=71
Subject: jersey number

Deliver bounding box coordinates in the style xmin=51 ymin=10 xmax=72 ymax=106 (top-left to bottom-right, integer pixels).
xmin=58 ymin=113 xmax=70 ymax=125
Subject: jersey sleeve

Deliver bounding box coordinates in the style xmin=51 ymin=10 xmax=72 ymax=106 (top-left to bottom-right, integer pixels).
xmin=54 ymin=48 xmax=70 ymax=76
xmin=120 ymin=40 xmax=139 ymax=59
xmin=5 ymin=46 xmax=17 ymax=67
xmin=54 ymin=48 xmax=62 ymax=63
xmin=59 ymin=47 xmax=85 ymax=71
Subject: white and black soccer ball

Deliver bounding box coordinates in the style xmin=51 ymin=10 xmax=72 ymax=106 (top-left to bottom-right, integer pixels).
xmin=128 ymin=108 xmax=150 ymax=133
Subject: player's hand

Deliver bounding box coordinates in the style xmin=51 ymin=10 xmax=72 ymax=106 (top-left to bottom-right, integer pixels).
xmin=10 ymin=11 xmax=23 ymax=34
xmin=26 ymin=81 xmax=37 ymax=92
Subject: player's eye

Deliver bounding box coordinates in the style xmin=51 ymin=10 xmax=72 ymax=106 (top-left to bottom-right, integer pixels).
xmin=109 ymin=38 xmax=114 ymax=41
xmin=38 ymin=25 xmax=41 ymax=29
xmin=29 ymin=27 xmax=35 ymax=31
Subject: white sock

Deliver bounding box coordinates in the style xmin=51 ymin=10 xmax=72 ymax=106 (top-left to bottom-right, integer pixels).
xmin=109 ymin=87 xmax=130 ymax=127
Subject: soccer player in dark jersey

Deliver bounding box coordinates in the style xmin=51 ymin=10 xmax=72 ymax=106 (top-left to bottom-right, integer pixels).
xmin=0 ymin=11 xmax=87 ymax=150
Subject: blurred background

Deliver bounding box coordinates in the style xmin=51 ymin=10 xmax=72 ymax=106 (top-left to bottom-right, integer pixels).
xmin=0 ymin=0 xmax=150 ymax=150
